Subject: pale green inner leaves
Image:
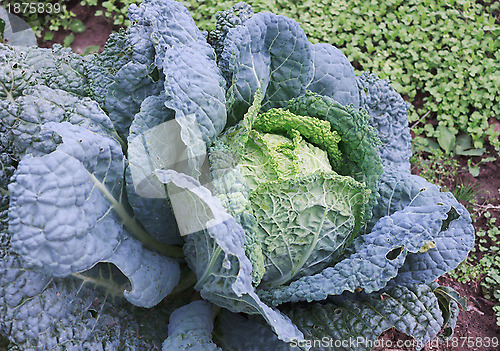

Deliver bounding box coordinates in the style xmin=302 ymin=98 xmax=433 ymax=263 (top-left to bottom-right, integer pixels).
xmin=238 ymin=130 xmax=333 ymax=190
xmin=252 ymin=173 xmax=368 ymax=288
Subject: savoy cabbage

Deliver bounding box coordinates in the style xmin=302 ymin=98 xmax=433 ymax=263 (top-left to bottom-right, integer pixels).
xmin=0 ymin=1 xmax=474 ymax=350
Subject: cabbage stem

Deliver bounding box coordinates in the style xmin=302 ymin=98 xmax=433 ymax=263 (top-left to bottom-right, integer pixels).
xmin=88 ymin=172 xmax=184 ymax=258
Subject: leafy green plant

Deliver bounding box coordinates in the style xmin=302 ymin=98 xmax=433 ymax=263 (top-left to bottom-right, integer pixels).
xmin=413 ymin=129 xmax=498 ymax=177
xmin=453 ymin=178 xmax=480 ymax=204
xmin=0 ymin=0 xmax=475 ymax=349
xmin=81 ymin=44 xmax=101 ymax=55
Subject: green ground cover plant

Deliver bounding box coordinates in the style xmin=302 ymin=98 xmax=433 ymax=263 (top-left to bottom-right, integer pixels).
xmin=181 ymin=0 xmax=500 ymax=155
xmin=450 ymin=201 xmax=500 ymax=326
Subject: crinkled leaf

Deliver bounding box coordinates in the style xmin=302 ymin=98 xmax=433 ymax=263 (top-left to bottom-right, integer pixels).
xmin=8 ymin=122 xmax=180 ymax=307
xmin=209 ymin=2 xmax=254 ymax=85
xmin=0 ymin=85 xmax=121 ymax=157
xmin=214 ymin=310 xmax=293 ymax=351
xmin=251 ymin=172 xmax=369 ymax=288
xmin=0 ymin=45 xmax=89 ymax=100
xmin=210 ymin=89 xmax=369 ymax=290
xmin=87 ymin=5 xmax=164 ymax=137
xmin=105 ymin=61 xmax=163 ymax=139
xmin=124 ymin=13 xmax=158 ymax=65
xmin=207 ymin=90 xmax=265 ymax=286
xmin=371 ymin=169 xmax=438 ymax=225
xmin=286 ymin=91 xmax=383 ymax=219
xmin=224 ymin=12 xmax=313 ymax=123
xmin=9 ymin=150 xmax=123 ymax=276
xmin=357 ymin=72 xmax=412 ymax=171
xmin=125 ymin=1 xmax=226 ymax=178
xmin=0 ymin=254 xmax=182 ymax=350
xmin=162 ymin=300 xmax=221 ymax=351
xmin=162 ymin=45 xmax=227 ymax=144
xmin=127 ymin=94 xmax=182 ymax=245
xmin=287 ymin=284 xmax=444 ymax=351
xmin=306 ymin=43 xmax=360 ymax=107
xmin=130 ymin=0 xmax=213 ymax=69
xmin=23 ymin=44 xmax=90 ymax=97
xmin=373 ymin=170 xmax=474 ymax=286
xmin=390 ymin=204 xmax=473 ymax=287
xmin=87 ymin=2 xmax=160 ymax=109
xmin=259 ymin=177 xmax=473 ymax=305
xmin=8 ymin=122 xmax=124 ymax=276
xmin=88 ymin=1 xmax=160 ymax=106
xmin=0 ymin=44 xmax=38 ymax=99
xmin=155 ymin=169 xmax=305 ymax=345
xmin=86 ymin=31 xmax=134 ymax=106
xmin=161 ymin=44 xmax=227 ymax=175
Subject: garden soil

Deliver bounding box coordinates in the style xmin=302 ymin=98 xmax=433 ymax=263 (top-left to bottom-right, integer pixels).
xmin=39 ymin=2 xmax=112 ymax=53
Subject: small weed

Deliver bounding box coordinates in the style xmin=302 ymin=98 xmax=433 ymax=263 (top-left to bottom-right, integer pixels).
xmin=453 ymin=178 xmax=480 ymax=204
xmin=451 ymin=205 xmax=500 ymax=327
xmin=410 ymin=144 xmax=462 ymax=194
xmin=448 ymin=257 xmax=483 ymax=284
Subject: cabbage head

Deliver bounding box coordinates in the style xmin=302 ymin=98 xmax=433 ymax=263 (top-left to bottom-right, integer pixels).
xmin=0 ymin=1 xmax=474 ymax=350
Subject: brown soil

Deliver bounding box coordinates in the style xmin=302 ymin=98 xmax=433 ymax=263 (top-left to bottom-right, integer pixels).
xmin=38 ymin=2 xmax=113 ymax=54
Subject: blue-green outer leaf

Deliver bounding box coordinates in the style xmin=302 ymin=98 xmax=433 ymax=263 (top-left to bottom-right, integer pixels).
xmin=224 ymin=12 xmax=313 ymax=122
xmin=0 ymin=255 xmax=175 ymax=350
xmin=357 ymin=73 xmax=412 ymax=171
xmin=288 ymin=284 xmax=444 ymax=351
xmin=162 ymin=300 xmax=221 ymax=351
xmin=0 ymin=85 xmax=120 ymax=158
xmin=126 ymin=94 xmax=182 ymax=245
xmin=129 ymin=0 xmax=213 ymax=69
xmin=306 ymin=43 xmax=360 ymax=108
xmin=9 ymin=148 xmax=123 ymax=276
xmin=162 ymin=45 xmax=227 ymax=144
xmin=8 ymin=122 xmax=180 ymax=308
xmin=105 ymin=62 xmax=163 ymax=139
